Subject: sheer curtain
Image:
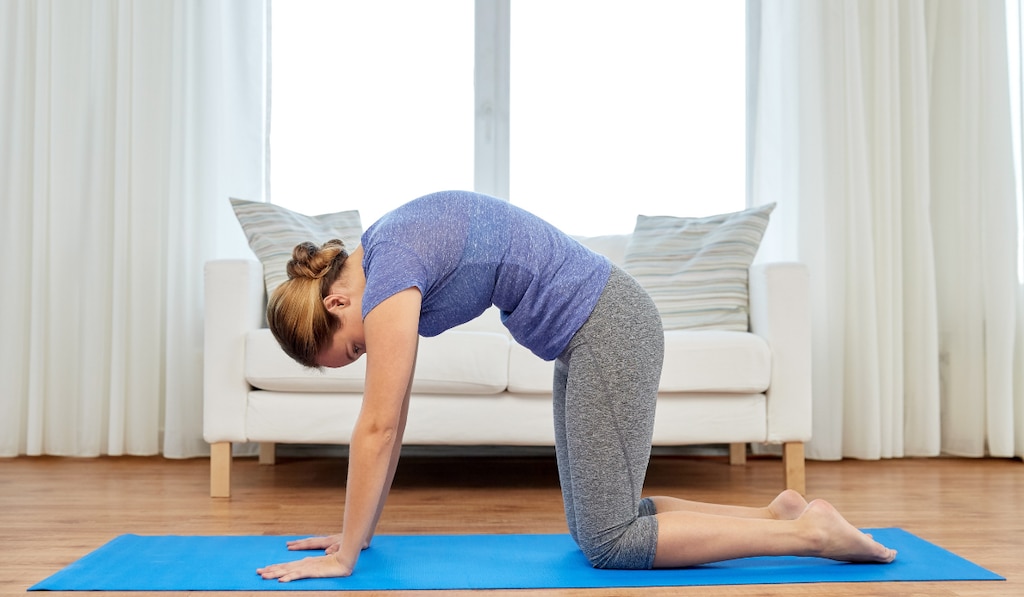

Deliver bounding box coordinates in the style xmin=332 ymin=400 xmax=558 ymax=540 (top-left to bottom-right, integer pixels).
xmin=0 ymin=0 xmax=265 ymax=458
xmin=751 ymin=0 xmax=1024 ymax=460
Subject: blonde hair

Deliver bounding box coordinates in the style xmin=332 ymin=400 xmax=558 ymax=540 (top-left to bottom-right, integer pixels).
xmin=267 ymin=239 xmax=350 ymax=368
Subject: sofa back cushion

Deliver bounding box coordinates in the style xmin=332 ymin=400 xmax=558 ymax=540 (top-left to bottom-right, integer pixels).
xmin=574 ymin=234 xmax=631 ymax=266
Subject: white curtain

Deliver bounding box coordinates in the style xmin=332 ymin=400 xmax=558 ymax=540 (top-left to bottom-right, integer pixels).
xmin=0 ymin=0 xmax=265 ymax=458
xmin=751 ymin=0 xmax=1024 ymax=460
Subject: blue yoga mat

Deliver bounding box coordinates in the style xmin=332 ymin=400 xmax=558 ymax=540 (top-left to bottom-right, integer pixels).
xmin=29 ymin=529 xmax=1002 ymax=591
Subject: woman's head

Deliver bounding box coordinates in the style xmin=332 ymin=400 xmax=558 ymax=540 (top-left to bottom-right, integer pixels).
xmin=267 ymin=239 xmax=350 ymax=368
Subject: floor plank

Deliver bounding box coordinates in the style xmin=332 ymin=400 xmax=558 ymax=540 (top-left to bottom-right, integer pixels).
xmin=0 ymin=453 xmax=1019 ymax=596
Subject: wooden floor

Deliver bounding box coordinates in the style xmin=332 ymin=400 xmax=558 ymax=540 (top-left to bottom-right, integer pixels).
xmin=1 ymin=451 xmax=1020 ymax=596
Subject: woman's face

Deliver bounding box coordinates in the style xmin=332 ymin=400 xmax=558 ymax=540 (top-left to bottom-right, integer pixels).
xmin=316 ymin=296 xmax=365 ymax=368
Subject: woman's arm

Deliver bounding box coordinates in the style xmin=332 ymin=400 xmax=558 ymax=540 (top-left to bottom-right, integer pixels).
xmin=257 ymin=288 xmax=422 ymax=582
xmin=336 ymin=287 xmax=421 ymax=566
xmin=362 ymin=377 xmax=412 ymax=547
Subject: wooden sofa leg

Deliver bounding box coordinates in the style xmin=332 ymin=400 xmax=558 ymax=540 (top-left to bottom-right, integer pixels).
xmin=783 ymin=442 xmax=806 ymax=495
xmin=259 ymin=442 xmax=276 ymax=465
xmin=729 ymin=443 xmax=747 ymax=465
xmin=210 ymin=442 xmax=232 ymax=498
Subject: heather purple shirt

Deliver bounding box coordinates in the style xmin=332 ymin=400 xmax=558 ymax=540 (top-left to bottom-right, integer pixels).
xmin=359 ymin=191 xmax=611 ymax=360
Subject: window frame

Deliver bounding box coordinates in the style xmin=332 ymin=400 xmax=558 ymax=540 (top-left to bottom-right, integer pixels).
xmin=474 ymin=0 xmax=510 ymax=199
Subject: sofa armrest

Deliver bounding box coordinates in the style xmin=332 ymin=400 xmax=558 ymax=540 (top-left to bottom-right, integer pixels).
xmin=203 ymin=259 xmax=265 ymax=443
xmin=749 ymin=262 xmax=812 ymax=443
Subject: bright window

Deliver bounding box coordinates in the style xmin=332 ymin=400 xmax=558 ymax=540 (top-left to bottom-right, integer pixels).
xmin=270 ymin=0 xmax=475 ymax=227
xmin=270 ymin=1 xmax=744 ymax=235
xmin=509 ymin=1 xmax=745 ymax=234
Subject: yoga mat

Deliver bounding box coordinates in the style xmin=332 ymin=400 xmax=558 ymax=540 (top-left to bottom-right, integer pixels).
xmin=29 ymin=529 xmax=1003 ymax=591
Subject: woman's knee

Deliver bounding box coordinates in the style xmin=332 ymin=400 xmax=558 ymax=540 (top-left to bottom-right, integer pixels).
xmin=576 ymin=516 xmax=658 ymax=570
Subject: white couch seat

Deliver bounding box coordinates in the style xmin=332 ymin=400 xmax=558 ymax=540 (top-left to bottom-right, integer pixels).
xmin=508 ymin=329 xmax=771 ymax=395
xmin=246 ymin=328 xmax=511 ymax=395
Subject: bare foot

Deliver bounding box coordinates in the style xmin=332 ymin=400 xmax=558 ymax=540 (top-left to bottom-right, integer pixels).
xmin=798 ymin=499 xmax=897 ymax=563
xmin=767 ymin=489 xmax=809 ymax=520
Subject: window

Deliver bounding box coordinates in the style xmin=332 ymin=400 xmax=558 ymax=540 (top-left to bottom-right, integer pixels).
xmin=270 ymin=1 xmax=744 ymax=235
xmin=509 ymin=1 xmax=745 ymax=234
xmin=270 ymin=0 xmax=475 ymax=227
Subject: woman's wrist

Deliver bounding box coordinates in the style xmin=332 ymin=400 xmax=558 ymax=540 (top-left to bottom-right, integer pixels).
xmin=336 ymin=536 xmax=364 ymax=567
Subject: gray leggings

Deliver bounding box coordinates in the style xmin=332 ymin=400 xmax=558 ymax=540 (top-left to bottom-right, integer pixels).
xmin=553 ymin=265 xmax=665 ymax=569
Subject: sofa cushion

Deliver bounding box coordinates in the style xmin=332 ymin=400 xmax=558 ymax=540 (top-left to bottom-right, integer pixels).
xmin=623 ymin=204 xmax=774 ymax=331
xmin=507 ymin=330 xmax=770 ymax=394
xmin=230 ymin=198 xmax=363 ymax=297
xmin=659 ymin=330 xmax=770 ymax=392
xmin=245 ymin=328 xmax=510 ymax=394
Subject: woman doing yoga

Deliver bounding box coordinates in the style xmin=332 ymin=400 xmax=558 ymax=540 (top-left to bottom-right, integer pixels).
xmin=256 ymin=191 xmax=895 ymax=582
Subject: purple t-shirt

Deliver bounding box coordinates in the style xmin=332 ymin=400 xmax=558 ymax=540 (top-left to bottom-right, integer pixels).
xmin=359 ymin=191 xmax=611 ymax=360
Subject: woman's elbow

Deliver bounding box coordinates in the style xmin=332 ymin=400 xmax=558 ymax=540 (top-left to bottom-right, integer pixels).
xmin=355 ymin=419 xmax=399 ymax=448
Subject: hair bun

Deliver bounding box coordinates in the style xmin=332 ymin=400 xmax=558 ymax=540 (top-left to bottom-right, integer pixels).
xmin=286 ymin=239 xmax=347 ymax=280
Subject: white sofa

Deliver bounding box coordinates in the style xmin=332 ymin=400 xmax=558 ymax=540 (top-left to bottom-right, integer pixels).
xmin=203 ymin=234 xmax=812 ymax=498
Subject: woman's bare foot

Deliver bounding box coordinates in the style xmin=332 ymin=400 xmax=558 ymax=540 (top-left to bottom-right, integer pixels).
xmin=767 ymin=489 xmax=809 ymax=520
xmin=798 ymin=499 xmax=897 ymax=563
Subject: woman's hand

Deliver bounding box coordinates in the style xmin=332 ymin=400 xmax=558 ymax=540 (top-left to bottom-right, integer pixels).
xmin=286 ymin=534 xmax=371 ymax=553
xmin=257 ymin=553 xmax=352 ymax=582
xmin=286 ymin=534 xmax=343 ymax=552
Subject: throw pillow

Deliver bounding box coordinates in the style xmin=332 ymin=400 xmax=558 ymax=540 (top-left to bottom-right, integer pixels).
xmin=623 ymin=203 xmax=775 ymax=331
xmin=230 ymin=198 xmax=363 ymax=297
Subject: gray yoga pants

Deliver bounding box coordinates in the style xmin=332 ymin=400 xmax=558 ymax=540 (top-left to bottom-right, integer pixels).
xmin=553 ymin=265 xmax=665 ymax=569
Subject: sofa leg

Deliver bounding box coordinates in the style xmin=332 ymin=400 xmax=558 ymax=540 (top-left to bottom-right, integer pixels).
xmin=259 ymin=442 xmax=276 ymax=465
xmin=783 ymin=442 xmax=806 ymax=495
xmin=210 ymin=442 xmax=232 ymax=498
xmin=729 ymin=442 xmax=747 ymax=465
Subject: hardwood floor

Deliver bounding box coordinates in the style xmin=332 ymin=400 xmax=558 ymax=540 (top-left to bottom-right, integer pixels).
xmin=1 ymin=451 xmax=1020 ymax=596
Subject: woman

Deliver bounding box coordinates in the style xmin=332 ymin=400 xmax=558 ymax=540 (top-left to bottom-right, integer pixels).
xmin=256 ymin=191 xmax=895 ymax=582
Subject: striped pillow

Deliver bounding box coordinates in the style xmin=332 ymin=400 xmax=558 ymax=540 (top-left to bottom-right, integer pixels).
xmin=230 ymin=198 xmax=363 ymax=297
xmin=623 ymin=203 xmax=775 ymax=331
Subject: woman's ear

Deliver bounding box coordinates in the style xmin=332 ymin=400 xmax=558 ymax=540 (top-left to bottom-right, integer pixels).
xmin=323 ymin=294 xmax=347 ymax=312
